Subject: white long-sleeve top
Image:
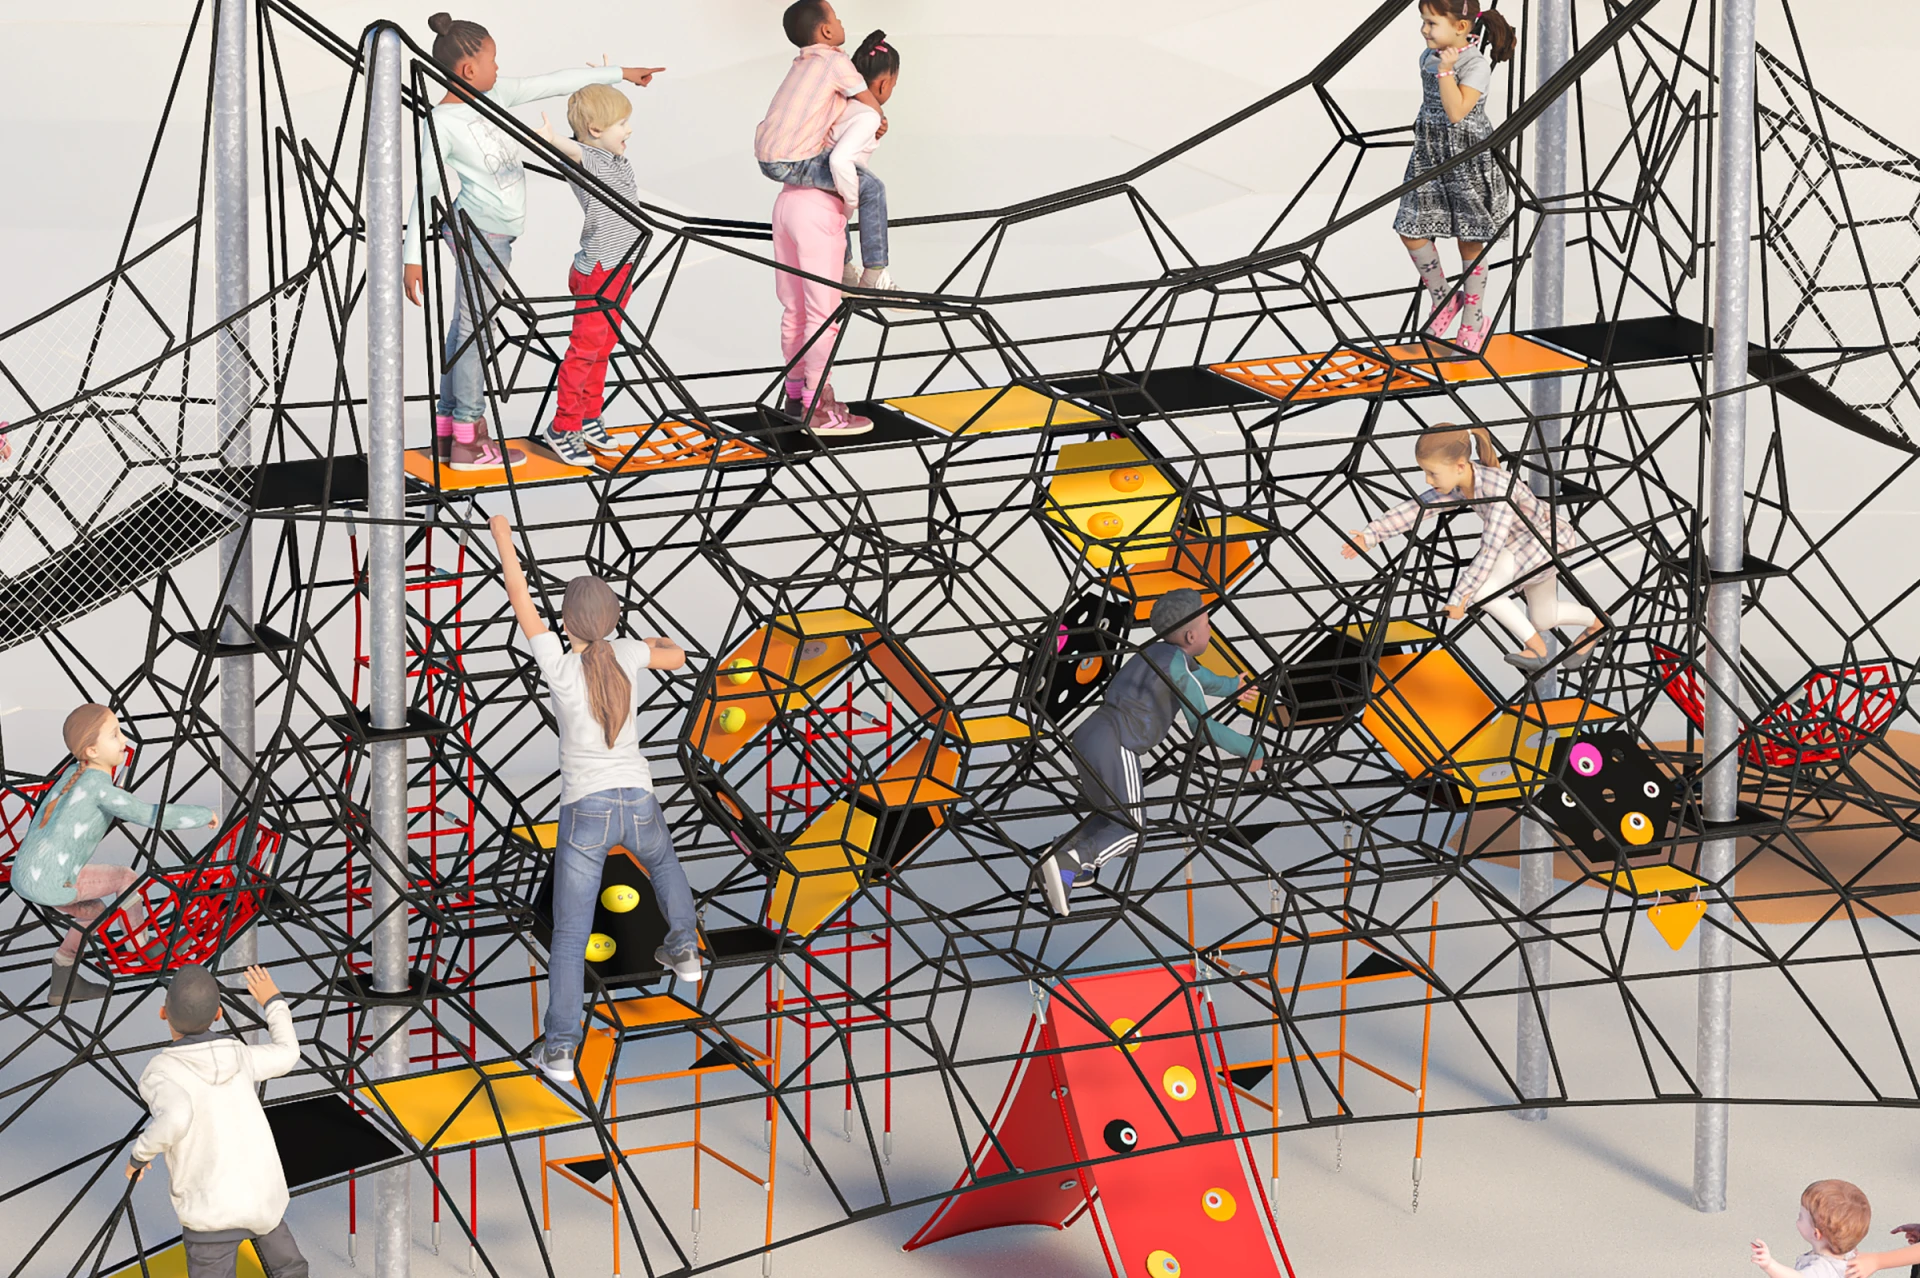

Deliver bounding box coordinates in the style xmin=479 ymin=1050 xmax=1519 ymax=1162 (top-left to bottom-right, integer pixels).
xmin=826 ymin=101 xmax=882 ymax=212
xmin=404 ymin=66 xmax=626 ymax=264
xmin=130 ymin=997 xmax=303 ymax=1235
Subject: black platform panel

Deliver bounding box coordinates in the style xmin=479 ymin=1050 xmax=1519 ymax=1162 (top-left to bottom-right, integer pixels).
xmin=1026 ymin=591 xmax=1134 ymax=727
xmin=267 ymin=1092 xmax=406 ymax=1188
xmin=1049 ymin=367 xmax=1272 ymax=419
xmin=1537 ymin=730 xmax=1679 ymax=866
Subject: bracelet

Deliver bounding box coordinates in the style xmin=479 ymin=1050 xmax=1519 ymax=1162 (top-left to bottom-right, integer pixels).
xmin=1437 ymin=70 xmax=1454 ymax=77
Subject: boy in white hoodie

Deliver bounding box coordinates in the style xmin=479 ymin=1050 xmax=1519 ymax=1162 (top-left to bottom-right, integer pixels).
xmin=125 ymin=964 xmax=306 ymax=1278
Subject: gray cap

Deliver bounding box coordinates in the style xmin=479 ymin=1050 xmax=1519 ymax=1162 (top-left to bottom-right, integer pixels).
xmin=1149 ymin=588 xmax=1207 ymax=639
xmin=164 ymin=964 xmax=222 ymax=1034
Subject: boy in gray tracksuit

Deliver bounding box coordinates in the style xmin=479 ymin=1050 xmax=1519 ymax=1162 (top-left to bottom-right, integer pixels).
xmin=1041 ymin=588 xmax=1266 ymax=916
xmin=126 ymin=964 xmax=307 ymax=1278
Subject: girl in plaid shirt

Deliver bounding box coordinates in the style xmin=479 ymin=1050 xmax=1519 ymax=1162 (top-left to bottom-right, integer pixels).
xmin=1341 ymin=424 xmax=1603 ymax=673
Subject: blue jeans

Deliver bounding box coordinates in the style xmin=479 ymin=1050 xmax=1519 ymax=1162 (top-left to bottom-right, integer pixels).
xmin=543 ymin=788 xmax=698 ymax=1052
xmin=436 ymin=227 xmax=514 ymax=423
xmin=759 ymin=154 xmax=889 ymax=269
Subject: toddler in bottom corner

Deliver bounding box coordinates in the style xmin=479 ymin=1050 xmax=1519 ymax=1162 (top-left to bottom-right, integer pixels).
xmin=1754 ymin=1179 xmax=1871 ymax=1278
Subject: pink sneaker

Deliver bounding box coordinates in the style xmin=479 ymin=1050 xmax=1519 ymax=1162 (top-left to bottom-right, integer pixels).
xmin=449 ymin=419 xmax=528 ymax=471
xmin=433 ymin=414 xmax=455 ymax=464
xmin=806 ymin=397 xmax=873 ymax=438
xmin=1423 ymin=295 xmax=1463 ymax=338
xmin=1455 ymin=316 xmax=1494 ymax=354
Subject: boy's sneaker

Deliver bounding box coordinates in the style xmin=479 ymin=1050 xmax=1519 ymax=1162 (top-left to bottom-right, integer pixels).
xmin=806 ymin=398 xmax=874 ymax=438
xmin=841 ymin=262 xmax=863 ymax=289
xmin=535 ymin=1041 xmax=575 ymax=1085
xmin=537 ymin=421 xmax=595 ymax=467
xmin=1040 ymin=850 xmax=1077 ymax=918
xmin=653 ymin=945 xmax=704 ymax=983
xmin=577 ymin=417 xmax=620 ymax=453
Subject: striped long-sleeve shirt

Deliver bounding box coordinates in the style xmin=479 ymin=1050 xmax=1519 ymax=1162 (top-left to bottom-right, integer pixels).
xmin=753 ymin=45 xmax=867 ymax=164
xmin=1364 ymin=462 xmax=1579 ymax=606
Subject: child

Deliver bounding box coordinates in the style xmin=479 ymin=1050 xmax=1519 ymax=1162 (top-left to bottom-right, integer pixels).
xmin=1341 ymin=423 xmax=1602 ymax=673
xmin=488 ymin=515 xmax=704 ymax=1085
xmin=1843 ymin=1222 xmax=1920 ymax=1277
xmin=126 ymin=964 xmax=306 ymax=1278
xmin=1752 ymin=1179 xmax=1871 ymax=1278
xmin=15 ymin=704 xmax=215 ymax=1006
xmin=1041 ymin=589 xmax=1266 ymax=917
xmin=754 ymin=1 xmax=896 ymax=292
xmin=1395 ymin=0 xmax=1517 ymax=354
xmin=534 ymin=83 xmax=645 ymax=467
xmin=401 ymin=12 xmax=663 ymax=470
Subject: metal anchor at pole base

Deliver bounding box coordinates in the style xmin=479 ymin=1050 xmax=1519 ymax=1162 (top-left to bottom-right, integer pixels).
xmin=1412 ymin=1156 xmax=1424 ymax=1213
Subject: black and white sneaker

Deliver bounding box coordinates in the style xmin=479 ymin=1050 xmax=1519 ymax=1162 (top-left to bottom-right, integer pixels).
xmin=578 ymin=418 xmax=620 ymax=453
xmin=537 ymin=422 xmax=595 ymax=467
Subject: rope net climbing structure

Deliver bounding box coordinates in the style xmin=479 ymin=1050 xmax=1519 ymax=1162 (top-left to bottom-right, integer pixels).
xmin=3 ymin=0 xmax=1920 ymax=1274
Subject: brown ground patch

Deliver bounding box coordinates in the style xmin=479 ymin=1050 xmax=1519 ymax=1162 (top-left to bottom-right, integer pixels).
xmin=1472 ymin=731 xmax=1920 ymax=923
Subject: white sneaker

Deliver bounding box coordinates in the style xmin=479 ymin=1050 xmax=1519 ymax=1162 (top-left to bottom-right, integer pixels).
xmin=536 ymin=422 xmax=595 ymax=467
xmin=857 ymin=266 xmax=897 ymax=292
xmin=1041 ymin=850 xmax=1074 ymax=917
xmin=654 ymin=945 xmax=704 ymax=983
xmin=841 ymin=262 xmax=862 ymax=288
xmin=536 ymin=1043 xmax=575 ymax=1085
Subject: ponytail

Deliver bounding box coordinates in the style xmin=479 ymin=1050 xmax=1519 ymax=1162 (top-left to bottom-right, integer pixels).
xmin=1418 ymin=0 xmax=1516 ymax=67
xmin=1413 ymin=422 xmax=1501 ymax=470
xmin=1475 ymin=6 xmax=1517 ymax=66
xmin=561 ymin=577 xmax=632 ymax=749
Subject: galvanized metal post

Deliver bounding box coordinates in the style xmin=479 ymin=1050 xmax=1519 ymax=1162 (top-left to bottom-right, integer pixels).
xmin=365 ymin=24 xmax=413 ymax=1274
xmin=1515 ymin=0 xmax=1572 ymax=1124
xmin=213 ymin=0 xmax=257 ymax=973
xmin=1694 ymin=0 xmax=1758 ymax=1216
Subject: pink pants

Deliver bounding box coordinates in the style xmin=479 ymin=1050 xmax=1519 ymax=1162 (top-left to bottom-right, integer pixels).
xmin=55 ymin=864 xmax=141 ymax=961
xmin=771 ymin=184 xmax=849 ymax=401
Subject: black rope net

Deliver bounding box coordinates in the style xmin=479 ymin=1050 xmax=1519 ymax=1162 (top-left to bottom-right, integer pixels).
xmin=2 ymin=0 xmax=1918 ymax=1274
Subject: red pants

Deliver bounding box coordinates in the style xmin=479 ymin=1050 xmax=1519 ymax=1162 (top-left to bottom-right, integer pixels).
xmin=554 ymin=262 xmax=633 ymax=431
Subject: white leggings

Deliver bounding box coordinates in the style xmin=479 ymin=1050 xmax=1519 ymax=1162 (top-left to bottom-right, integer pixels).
xmin=1472 ymin=548 xmax=1596 ymax=646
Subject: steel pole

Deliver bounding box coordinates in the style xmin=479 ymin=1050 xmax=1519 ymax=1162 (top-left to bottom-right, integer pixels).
xmin=365 ymin=25 xmax=413 ymax=1274
xmin=1693 ymin=0 xmax=1758 ymax=1215
xmin=213 ymin=0 xmax=257 ymax=974
xmin=1515 ymin=0 xmax=1572 ymax=1124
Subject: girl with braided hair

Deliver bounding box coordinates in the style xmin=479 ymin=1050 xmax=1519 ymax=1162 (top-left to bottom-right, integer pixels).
xmin=16 ymin=704 xmax=215 ymax=1005
xmin=489 ymin=516 xmax=700 ymax=1086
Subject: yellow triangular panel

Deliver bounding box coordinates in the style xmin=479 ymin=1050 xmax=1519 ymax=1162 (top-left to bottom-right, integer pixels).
xmin=1647 ymin=900 xmax=1707 ymax=950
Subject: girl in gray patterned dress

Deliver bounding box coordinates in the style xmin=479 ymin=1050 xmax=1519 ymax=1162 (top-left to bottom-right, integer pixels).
xmin=1395 ymin=1 xmax=1517 ymax=353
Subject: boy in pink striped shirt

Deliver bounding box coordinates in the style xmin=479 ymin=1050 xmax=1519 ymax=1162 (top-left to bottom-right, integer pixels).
xmin=755 ymin=1 xmax=896 ymax=292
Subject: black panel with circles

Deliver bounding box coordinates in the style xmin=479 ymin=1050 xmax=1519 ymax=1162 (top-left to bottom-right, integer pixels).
xmin=1537 ymin=730 xmax=1679 ymax=865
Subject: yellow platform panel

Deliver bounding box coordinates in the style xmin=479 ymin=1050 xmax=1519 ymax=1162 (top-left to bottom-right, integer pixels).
xmin=1043 ymin=438 xmax=1181 ymax=571
xmin=694 ymin=626 xmax=862 ymax=764
xmin=770 ymin=800 xmax=876 ymax=936
xmin=513 ymin=822 xmax=559 ymax=850
xmin=772 ymin=609 xmax=875 ymax=638
xmin=593 ymin=420 xmax=769 ymax=473
xmin=1107 ymin=516 xmax=1266 ymax=618
xmin=950 ymin=713 xmax=1032 ymax=745
xmin=108 ymin=1242 xmax=263 ymax=1278
xmin=1376 ymin=334 xmax=1588 ymax=384
xmin=1340 ymin=620 xmax=1439 ymax=645
xmin=593 ymin=993 xmax=705 ymax=1030
xmin=402 ymin=442 xmax=591 ymax=490
xmin=362 ymin=1062 xmax=579 ymax=1149
xmin=1598 ymin=865 xmax=1708 ymax=897
xmin=863 ymin=633 xmax=948 ymax=720
xmin=885 ymin=385 xmax=1102 ymax=435
xmin=860 ymin=738 xmax=963 ymax=807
